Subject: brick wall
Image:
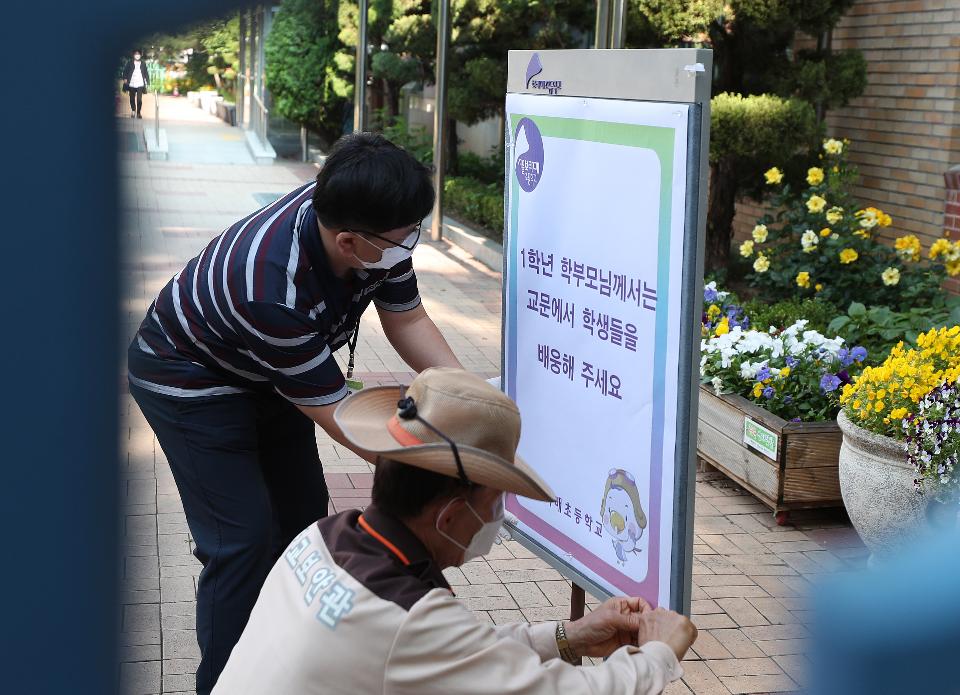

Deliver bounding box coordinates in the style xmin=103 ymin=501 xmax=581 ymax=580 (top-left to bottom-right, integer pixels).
xmin=826 ymin=0 xmax=960 ymax=248
xmin=732 ymin=0 xmax=960 ymax=252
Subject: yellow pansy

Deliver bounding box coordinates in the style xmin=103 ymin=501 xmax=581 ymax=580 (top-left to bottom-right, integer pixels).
xmin=826 ymin=207 xmax=844 ymax=225
xmin=753 ymin=254 xmax=770 ymax=273
xmin=752 ymin=224 xmax=769 ymax=243
xmin=764 ymin=167 xmax=784 ymax=185
xmin=780 ymin=367 xmax=791 ymax=378
xmin=714 ymin=317 xmax=730 ymax=336
xmin=894 ymin=234 xmax=921 ymax=262
xmin=807 ymin=195 xmax=827 ymax=213
xmin=753 ymin=382 xmax=764 ymax=398
xmin=806 ymin=167 xmax=825 ymax=185
xmin=740 ymin=240 xmax=755 ymax=258
xmin=890 ymin=407 xmax=908 ymax=420
xmin=929 ymin=238 xmax=954 ymax=260
xmin=707 ymin=304 xmax=721 ymax=319
xmin=796 ymin=271 xmax=811 ymax=288
xmin=839 ymin=248 xmax=859 ymax=264
xmin=823 ymin=138 xmax=844 ymax=155
xmin=819 ymin=227 xmax=832 ymax=238
xmin=947 ymin=260 xmax=960 ymax=276
xmin=874 ymin=400 xmax=885 ymax=412
xmin=882 ymin=267 xmax=901 ymax=286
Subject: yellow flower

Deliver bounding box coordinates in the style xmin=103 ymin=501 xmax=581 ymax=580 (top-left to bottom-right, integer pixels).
xmin=882 ymin=267 xmax=901 ymax=286
xmin=707 ymin=304 xmax=721 ymax=319
xmin=780 ymin=366 xmax=791 ymax=378
xmin=839 ymin=248 xmax=859 ymax=264
xmin=764 ymin=167 xmax=784 ymax=185
xmin=877 ymin=389 xmax=887 ymax=400
xmin=874 ymin=400 xmax=885 ymax=412
xmin=819 ymin=227 xmax=832 ymax=238
xmin=714 ymin=317 xmax=730 ymax=336
xmin=930 ymin=238 xmax=952 ymax=260
xmin=807 ymin=167 xmax=825 ymax=185
xmin=890 ymin=407 xmax=908 ymax=420
xmin=815 ymin=283 xmax=824 ymax=292
xmin=753 ymin=254 xmax=770 ymax=273
xmin=894 ymin=234 xmax=921 ymax=262
xmin=739 ymin=240 xmax=755 ymax=258
xmin=823 ymin=138 xmax=844 ymax=155
xmin=826 ymin=207 xmax=844 ymax=225
xmin=752 ymin=224 xmax=769 ymax=243
xmin=853 ymin=399 xmax=861 ymax=410
xmin=948 ymin=260 xmax=960 ymax=277
xmin=753 ymin=382 xmax=764 ymax=398
xmin=807 ymin=195 xmax=827 ymax=213
xmin=796 ymin=271 xmax=811 ymax=288
xmin=855 ymin=207 xmax=884 ymax=230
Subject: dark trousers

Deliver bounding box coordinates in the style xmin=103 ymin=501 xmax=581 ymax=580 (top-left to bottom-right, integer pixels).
xmin=128 ymin=86 xmax=144 ymax=114
xmin=130 ymin=384 xmax=329 ymax=695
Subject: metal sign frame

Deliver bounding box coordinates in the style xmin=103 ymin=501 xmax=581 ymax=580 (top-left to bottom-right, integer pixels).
xmin=500 ymin=48 xmax=711 ymax=616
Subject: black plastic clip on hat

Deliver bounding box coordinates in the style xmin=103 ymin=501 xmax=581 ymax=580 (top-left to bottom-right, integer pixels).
xmin=397 ymin=390 xmax=472 ymax=488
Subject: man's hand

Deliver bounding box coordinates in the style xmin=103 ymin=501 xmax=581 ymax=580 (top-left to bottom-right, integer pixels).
xmin=635 ymin=607 xmax=698 ymax=661
xmin=565 ymin=597 xmax=698 ymax=661
xmin=564 ymin=596 xmax=650 ymax=658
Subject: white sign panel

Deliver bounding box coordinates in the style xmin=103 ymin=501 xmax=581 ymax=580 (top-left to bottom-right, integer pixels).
xmin=503 ymin=93 xmax=689 ymax=607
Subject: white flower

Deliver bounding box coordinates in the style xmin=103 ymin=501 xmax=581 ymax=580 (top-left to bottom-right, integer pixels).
xmin=801 ymin=230 xmax=819 ymax=252
xmin=711 ymin=376 xmax=724 ymax=395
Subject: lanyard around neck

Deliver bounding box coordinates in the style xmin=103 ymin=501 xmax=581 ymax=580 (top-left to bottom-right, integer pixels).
xmin=346 ymin=323 xmax=360 ymax=380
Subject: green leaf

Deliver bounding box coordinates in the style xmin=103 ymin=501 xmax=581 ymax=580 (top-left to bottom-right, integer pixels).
xmin=848 ymin=302 xmax=867 ymax=318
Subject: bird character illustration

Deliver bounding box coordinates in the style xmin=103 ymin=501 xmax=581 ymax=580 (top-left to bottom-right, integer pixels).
xmin=600 ymin=468 xmax=647 ymax=566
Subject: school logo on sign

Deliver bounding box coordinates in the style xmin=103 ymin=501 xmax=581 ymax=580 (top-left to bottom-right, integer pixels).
xmin=514 ymin=118 xmax=544 ymax=193
xmin=525 ymin=52 xmax=562 ymax=95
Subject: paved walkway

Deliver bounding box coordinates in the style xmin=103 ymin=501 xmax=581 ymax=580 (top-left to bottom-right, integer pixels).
xmin=116 ymin=99 xmax=867 ymax=695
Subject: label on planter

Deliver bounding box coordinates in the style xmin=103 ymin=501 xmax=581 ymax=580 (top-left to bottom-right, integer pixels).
xmin=743 ymin=418 xmax=778 ymax=460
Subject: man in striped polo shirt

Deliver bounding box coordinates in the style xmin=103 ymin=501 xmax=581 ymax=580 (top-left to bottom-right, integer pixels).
xmin=128 ymin=133 xmax=463 ymax=695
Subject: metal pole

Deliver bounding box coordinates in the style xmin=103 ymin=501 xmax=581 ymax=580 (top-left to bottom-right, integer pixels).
xmin=569 ymin=584 xmax=585 ymax=666
xmin=353 ymin=0 xmax=369 ymax=132
xmin=610 ymin=0 xmax=627 ymax=49
xmin=155 ymin=88 xmax=160 ymax=148
xmin=430 ymin=0 xmax=450 ymax=242
xmin=301 ymin=126 xmax=308 ymax=162
xmin=594 ymin=0 xmax=611 ymax=49
xmin=237 ymin=11 xmax=246 ymax=126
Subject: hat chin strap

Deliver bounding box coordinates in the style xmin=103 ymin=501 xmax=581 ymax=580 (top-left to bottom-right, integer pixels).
xmin=393 ymin=394 xmax=473 ymax=488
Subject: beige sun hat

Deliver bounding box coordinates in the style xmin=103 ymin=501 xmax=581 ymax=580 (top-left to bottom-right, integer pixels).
xmin=334 ymin=368 xmax=555 ymax=502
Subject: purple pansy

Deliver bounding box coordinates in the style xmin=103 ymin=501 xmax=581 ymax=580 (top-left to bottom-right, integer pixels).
xmin=851 ymin=346 xmax=868 ymax=363
xmin=837 ymin=369 xmax=852 ymax=385
xmin=762 ymin=386 xmax=775 ymax=399
xmin=755 ymin=365 xmax=772 ymax=382
xmin=785 ymin=355 xmax=798 ymax=368
xmin=820 ymin=374 xmax=841 ymax=393
xmin=704 ymin=287 xmax=719 ymax=303
xmin=837 ymin=348 xmax=853 ymax=367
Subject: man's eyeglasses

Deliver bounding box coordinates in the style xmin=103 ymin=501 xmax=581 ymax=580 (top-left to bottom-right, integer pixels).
xmin=344 ymin=220 xmax=423 ymax=251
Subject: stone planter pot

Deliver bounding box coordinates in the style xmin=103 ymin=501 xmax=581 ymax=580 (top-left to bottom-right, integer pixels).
xmin=837 ymin=410 xmax=925 ymax=560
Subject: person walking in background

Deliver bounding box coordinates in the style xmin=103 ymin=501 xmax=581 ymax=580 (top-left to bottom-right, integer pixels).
xmin=122 ymin=49 xmax=149 ymax=118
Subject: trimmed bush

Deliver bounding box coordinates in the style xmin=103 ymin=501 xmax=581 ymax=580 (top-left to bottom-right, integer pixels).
xmin=444 ymin=176 xmax=504 ymax=242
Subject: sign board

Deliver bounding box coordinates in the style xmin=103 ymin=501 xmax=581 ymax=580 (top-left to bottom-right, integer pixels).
xmin=743 ymin=417 xmax=779 ymax=460
xmin=501 ymin=49 xmax=711 ymax=614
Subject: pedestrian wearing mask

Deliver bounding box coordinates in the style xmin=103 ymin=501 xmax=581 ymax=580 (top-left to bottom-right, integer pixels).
xmin=128 ymin=133 xmax=462 ymax=694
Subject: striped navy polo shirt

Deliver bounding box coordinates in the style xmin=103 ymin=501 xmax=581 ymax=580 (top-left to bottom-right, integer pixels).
xmin=128 ymin=181 xmax=421 ymax=406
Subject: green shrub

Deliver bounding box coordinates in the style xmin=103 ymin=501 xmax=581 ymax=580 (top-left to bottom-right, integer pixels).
xmin=444 ymin=176 xmax=503 ymax=241
xmin=828 ymin=296 xmax=960 ymax=364
xmin=457 ymin=151 xmax=503 ymax=185
xmin=742 ymin=297 xmax=837 ymax=335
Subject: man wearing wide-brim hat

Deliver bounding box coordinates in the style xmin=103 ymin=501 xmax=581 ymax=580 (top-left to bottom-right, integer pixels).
xmin=213 ymin=368 xmax=697 ymax=694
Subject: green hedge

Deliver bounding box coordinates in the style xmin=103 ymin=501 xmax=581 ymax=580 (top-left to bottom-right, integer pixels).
xmin=443 ymin=176 xmax=503 ymax=242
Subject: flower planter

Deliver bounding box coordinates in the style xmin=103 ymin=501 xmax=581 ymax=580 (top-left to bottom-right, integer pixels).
xmin=697 ymin=385 xmax=843 ymax=523
xmin=836 ymin=410 xmax=925 ymax=559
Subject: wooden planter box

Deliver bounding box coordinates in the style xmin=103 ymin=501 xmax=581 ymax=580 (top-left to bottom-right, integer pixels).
xmin=697 ymin=384 xmax=843 ymax=522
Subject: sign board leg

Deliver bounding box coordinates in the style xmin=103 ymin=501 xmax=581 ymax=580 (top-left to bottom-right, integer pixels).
xmin=570 ymin=583 xmax=586 ymax=666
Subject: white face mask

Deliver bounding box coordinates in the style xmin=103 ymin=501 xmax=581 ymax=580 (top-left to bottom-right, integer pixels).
xmin=436 ymin=494 xmax=505 ymax=563
xmin=354 ymin=230 xmax=418 ymax=270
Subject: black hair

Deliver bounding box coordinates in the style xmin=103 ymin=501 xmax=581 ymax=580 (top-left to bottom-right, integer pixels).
xmin=312 ymin=132 xmax=435 ymax=234
xmin=371 ymin=458 xmax=470 ymax=520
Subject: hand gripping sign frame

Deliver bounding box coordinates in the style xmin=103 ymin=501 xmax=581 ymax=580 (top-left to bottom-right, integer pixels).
xmin=499 ymin=49 xmax=711 ymax=617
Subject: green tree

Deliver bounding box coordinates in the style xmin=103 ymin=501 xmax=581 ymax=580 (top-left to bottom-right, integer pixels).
xmin=265 ymin=0 xmax=347 ymax=143
xmin=201 ymin=17 xmax=240 ymax=99
xmin=627 ymin=0 xmax=867 ymax=271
